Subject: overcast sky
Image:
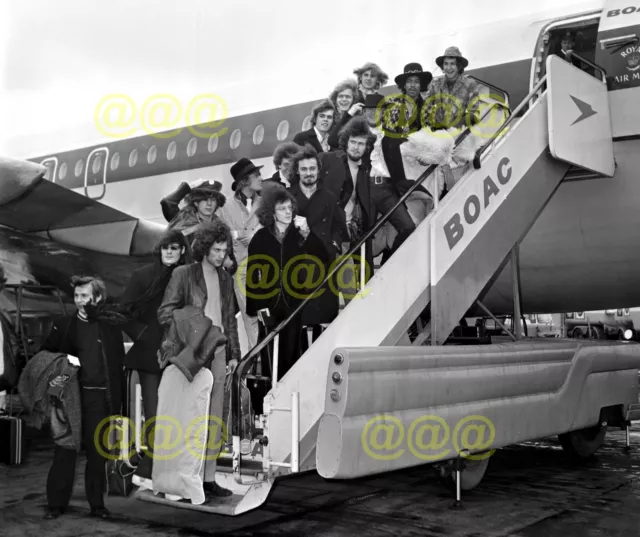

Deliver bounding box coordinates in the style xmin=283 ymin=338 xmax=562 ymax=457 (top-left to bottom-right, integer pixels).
xmin=0 ymin=0 xmax=600 ymax=158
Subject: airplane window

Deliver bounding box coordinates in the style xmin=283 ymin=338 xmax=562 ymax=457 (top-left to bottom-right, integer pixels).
xmin=167 ymin=141 xmax=177 ymax=160
xmin=58 ymin=162 xmax=67 ymax=181
xmin=208 ymin=135 xmax=219 ymax=153
xmin=187 ymin=137 xmax=197 ymax=157
xmin=277 ymin=120 xmax=289 ymax=141
xmin=302 ymin=115 xmax=312 ymax=131
xmin=129 ymin=148 xmax=138 ymax=167
xmin=147 ymin=145 xmax=157 ymax=164
xmin=253 ymin=125 xmax=264 ymax=145
xmin=110 ymin=152 xmax=120 ymax=171
xmin=92 ymin=154 xmax=102 ymax=174
xmin=75 ymin=159 xmax=84 ymax=178
xmin=230 ymin=129 xmax=241 ymax=150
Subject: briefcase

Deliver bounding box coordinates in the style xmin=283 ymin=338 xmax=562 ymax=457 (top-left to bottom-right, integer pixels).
xmin=0 ymin=415 xmax=24 ymax=465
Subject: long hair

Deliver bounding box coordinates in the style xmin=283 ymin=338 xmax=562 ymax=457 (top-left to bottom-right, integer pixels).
xmin=255 ymin=184 xmax=297 ymax=229
xmin=191 ymin=219 xmax=233 ymax=262
xmin=273 ymin=141 xmax=302 ymax=169
xmin=329 ymin=78 xmax=358 ymax=121
xmin=289 ymin=146 xmax=321 ymax=187
xmin=338 ymin=116 xmax=376 ymax=152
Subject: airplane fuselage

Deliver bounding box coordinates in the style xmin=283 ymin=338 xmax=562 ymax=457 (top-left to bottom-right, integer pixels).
xmin=25 ymin=0 xmax=640 ymax=315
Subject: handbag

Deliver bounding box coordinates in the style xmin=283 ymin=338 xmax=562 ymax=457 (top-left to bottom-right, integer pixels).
xmin=106 ymin=459 xmax=136 ymax=496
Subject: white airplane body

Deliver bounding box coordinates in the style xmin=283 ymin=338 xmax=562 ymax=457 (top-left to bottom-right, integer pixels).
xmin=16 ymin=0 xmax=640 ymax=317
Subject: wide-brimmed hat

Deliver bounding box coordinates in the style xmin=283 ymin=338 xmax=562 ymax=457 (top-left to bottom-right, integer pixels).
xmin=189 ymin=179 xmax=226 ymax=207
xmin=394 ymin=63 xmax=433 ymax=90
xmin=230 ymin=157 xmax=264 ymax=191
xmin=436 ymin=46 xmax=469 ymax=69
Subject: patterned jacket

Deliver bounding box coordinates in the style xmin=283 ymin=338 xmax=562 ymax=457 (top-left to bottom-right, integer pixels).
xmin=422 ymin=75 xmax=481 ymax=131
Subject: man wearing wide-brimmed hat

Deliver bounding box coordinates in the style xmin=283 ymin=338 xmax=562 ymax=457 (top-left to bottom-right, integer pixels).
xmin=387 ymin=62 xmax=433 ymax=136
xmin=423 ymin=46 xmax=480 ymax=132
xmin=422 ymin=46 xmax=481 ymax=193
xmin=353 ymin=62 xmax=389 ymax=102
xmin=161 ymin=179 xmax=227 ymax=239
xmin=218 ymin=157 xmax=264 ymax=350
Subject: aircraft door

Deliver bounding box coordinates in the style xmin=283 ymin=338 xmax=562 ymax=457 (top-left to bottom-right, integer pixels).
xmin=596 ymin=1 xmax=640 ymax=135
xmin=40 ymin=157 xmax=58 ymax=182
xmin=84 ymin=147 xmax=109 ymax=200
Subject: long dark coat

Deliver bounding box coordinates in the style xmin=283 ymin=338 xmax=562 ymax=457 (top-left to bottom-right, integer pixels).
xmin=289 ymin=185 xmax=349 ymax=325
xmin=120 ymin=260 xmax=177 ymax=373
xmin=41 ymin=315 xmax=126 ymax=416
xmin=246 ymin=225 xmax=332 ymax=320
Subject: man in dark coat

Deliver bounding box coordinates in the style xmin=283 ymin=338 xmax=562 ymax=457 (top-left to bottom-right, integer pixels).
xmin=293 ymin=99 xmax=336 ymax=154
xmin=246 ymin=185 xmax=330 ymax=380
xmin=42 ymin=276 xmax=127 ymax=521
xmin=157 ymin=220 xmax=240 ymax=500
xmin=288 ymin=147 xmax=349 ymax=344
xmin=119 ymin=229 xmax=190 ymax=486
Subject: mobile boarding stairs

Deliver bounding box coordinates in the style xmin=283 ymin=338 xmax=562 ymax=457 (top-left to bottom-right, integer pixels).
xmin=136 ymin=54 xmax=640 ymax=515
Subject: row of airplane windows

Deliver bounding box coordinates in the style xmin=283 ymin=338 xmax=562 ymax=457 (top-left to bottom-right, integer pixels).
xmin=44 ymin=116 xmax=312 ymax=182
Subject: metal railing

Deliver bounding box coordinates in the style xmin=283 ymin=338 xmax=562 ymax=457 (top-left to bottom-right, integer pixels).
xmin=230 ymin=102 xmax=513 ymax=457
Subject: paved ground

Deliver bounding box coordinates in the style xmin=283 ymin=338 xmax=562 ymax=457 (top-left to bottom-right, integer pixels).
xmin=2 ymin=425 xmax=640 ymax=537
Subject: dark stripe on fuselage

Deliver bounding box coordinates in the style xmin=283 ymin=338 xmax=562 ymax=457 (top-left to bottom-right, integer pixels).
xmin=27 ymin=60 xmax=532 ymax=191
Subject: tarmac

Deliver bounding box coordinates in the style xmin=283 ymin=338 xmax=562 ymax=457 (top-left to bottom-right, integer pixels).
xmin=2 ymin=424 xmax=640 ymax=536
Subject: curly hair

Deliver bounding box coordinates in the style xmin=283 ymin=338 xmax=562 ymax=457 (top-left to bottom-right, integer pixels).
xmin=338 ymin=116 xmax=376 ymax=152
xmin=191 ymin=219 xmax=233 ymax=262
xmin=329 ymin=78 xmax=359 ymax=110
xmin=273 ymin=142 xmax=302 ymax=169
xmin=353 ymin=62 xmax=389 ymax=88
xmin=153 ymin=228 xmax=189 ymax=259
xmin=289 ymin=146 xmax=321 ymax=186
xmin=310 ymin=99 xmax=336 ymax=127
xmin=70 ymin=275 xmax=107 ymax=301
xmin=255 ymin=184 xmax=297 ymax=229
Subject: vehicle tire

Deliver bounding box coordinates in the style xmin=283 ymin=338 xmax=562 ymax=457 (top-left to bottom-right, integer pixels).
xmin=589 ymin=326 xmax=604 ymax=340
xmin=439 ymin=457 xmax=490 ymax=491
xmin=571 ymin=327 xmax=585 ymax=339
xmin=558 ymin=423 xmax=607 ymax=459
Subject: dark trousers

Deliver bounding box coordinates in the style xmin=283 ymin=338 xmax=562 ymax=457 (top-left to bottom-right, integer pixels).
xmin=138 ymin=371 xmax=161 ymax=453
xmin=258 ymin=302 xmax=302 ymax=382
xmin=46 ymin=389 xmax=109 ymax=511
xmin=370 ymin=181 xmax=416 ymax=256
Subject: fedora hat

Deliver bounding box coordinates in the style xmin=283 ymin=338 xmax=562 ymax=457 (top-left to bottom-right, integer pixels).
xmin=436 ymin=46 xmax=469 ymax=69
xmin=230 ymin=157 xmax=264 ymax=191
xmin=394 ymin=63 xmax=433 ymax=90
xmin=189 ymin=179 xmax=226 ymax=207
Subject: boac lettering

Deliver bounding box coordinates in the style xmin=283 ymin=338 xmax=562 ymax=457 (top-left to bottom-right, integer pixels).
xmin=497 ymin=157 xmax=512 ymax=185
xmin=464 ymin=195 xmax=481 ymax=225
xmin=483 ymin=176 xmax=499 ymax=208
xmin=443 ymin=157 xmax=513 ymax=250
xmin=608 ymin=7 xmax=640 ymax=16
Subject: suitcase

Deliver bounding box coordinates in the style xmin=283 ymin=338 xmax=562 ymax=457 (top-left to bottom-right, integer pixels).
xmin=0 ymin=415 xmax=24 ymax=465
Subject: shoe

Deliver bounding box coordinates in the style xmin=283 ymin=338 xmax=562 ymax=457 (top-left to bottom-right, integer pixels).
xmin=44 ymin=508 xmax=63 ymax=519
xmin=203 ymin=481 xmax=232 ymax=497
xmin=90 ymin=506 xmax=111 ymax=519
